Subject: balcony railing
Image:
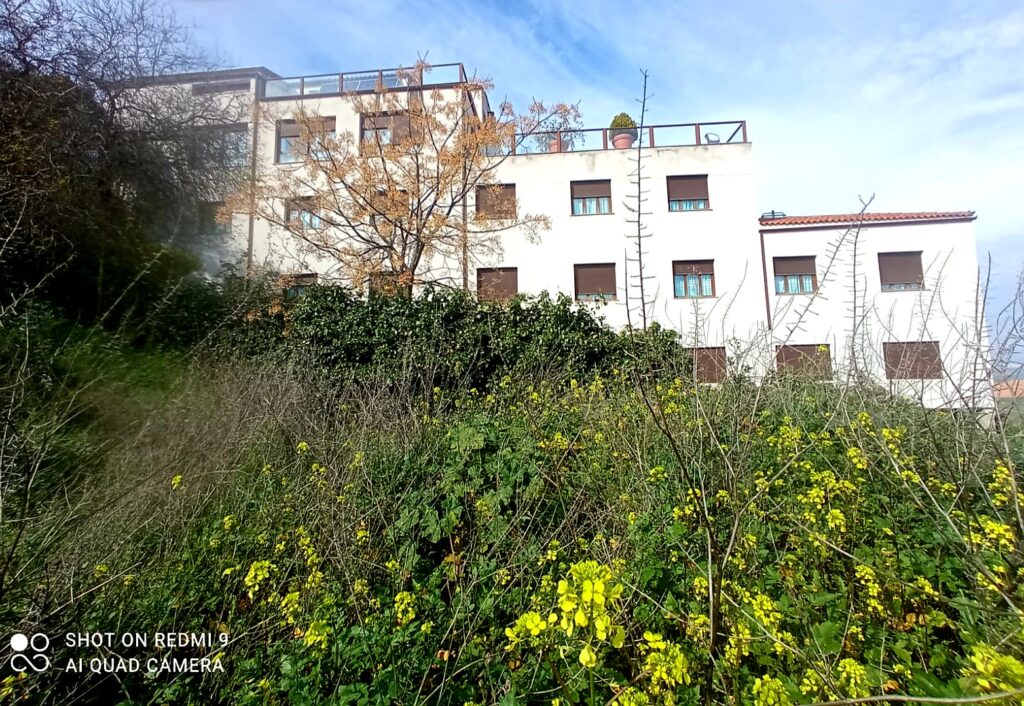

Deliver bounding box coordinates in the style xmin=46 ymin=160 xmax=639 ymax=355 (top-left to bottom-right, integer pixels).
xmin=512 ymin=121 xmax=748 ymax=155
xmin=260 ymin=63 xmax=468 ymax=100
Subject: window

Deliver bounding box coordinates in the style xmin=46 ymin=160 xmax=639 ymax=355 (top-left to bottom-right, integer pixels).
xmin=276 ymin=120 xmax=301 ymax=163
xmin=477 ymin=267 xmax=518 ymax=302
xmin=776 ymin=344 xmax=832 ymax=379
xmin=276 ymin=118 xmax=335 ymax=163
xmin=366 ymin=189 xmax=409 ymax=225
xmin=574 ymin=263 xmax=616 ymax=301
xmin=476 ymin=184 xmax=516 ymax=219
xmin=197 ymin=201 xmax=230 ymax=235
xmin=883 ymin=341 xmax=941 ymax=379
xmin=878 ymin=252 xmax=924 ymax=291
xmin=692 ymin=347 xmax=727 ymax=383
xmin=773 ymin=256 xmax=817 ymax=294
xmin=360 ymin=113 xmax=410 ymax=149
xmin=570 ymin=180 xmax=612 ymax=215
xmin=673 ymin=260 xmax=715 ymax=298
xmin=309 ymin=117 xmax=336 ymax=160
xmin=194 ymin=124 xmax=249 ymax=167
xmin=667 ymin=175 xmax=709 ymax=211
xmin=283 ymin=273 xmax=317 ymax=299
xmin=192 ymin=80 xmax=251 ymax=95
xmin=285 ymin=198 xmax=321 ymax=229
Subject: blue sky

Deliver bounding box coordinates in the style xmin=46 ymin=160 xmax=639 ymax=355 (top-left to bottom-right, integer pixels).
xmin=172 ymin=0 xmax=1024 ymax=311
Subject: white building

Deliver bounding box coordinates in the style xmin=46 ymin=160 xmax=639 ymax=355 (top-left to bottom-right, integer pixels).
xmin=151 ymin=62 xmax=990 ymax=407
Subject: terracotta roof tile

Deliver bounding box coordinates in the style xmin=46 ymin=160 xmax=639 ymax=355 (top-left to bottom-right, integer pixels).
xmin=759 ymin=211 xmax=975 ymax=227
xmin=995 ymin=380 xmax=1024 ymax=399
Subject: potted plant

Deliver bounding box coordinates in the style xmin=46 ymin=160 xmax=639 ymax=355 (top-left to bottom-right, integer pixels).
xmin=609 ymin=112 xmax=638 ymax=149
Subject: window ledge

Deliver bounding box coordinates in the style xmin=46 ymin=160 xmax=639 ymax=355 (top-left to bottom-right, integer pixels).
xmin=673 ymin=296 xmax=718 ymax=300
xmin=570 ymin=212 xmax=614 ymax=217
xmin=668 ymin=208 xmax=713 ymax=213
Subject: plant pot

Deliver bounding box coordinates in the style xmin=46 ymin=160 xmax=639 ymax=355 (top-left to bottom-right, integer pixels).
xmin=548 ymin=138 xmax=563 ymax=153
xmin=611 ymin=133 xmax=636 ymax=149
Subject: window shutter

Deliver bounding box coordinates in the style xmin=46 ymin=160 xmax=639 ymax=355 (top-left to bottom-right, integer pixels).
xmin=570 ymin=180 xmax=611 ymax=199
xmin=773 ymin=256 xmax=815 ymax=276
xmin=667 ymin=175 xmax=709 ymax=201
xmin=477 ymin=267 xmax=518 ymax=302
xmin=476 ymin=184 xmax=516 ymax=218
xmin=390 ymin=113 xmax=411 ymax=140
xmin=672 ymin=260 xmax=714 ymax=275
xmin=878 ymin=252 xmax=924 ymax=286
xmin=193 ymin=80 xmax=252 ymax=95
xmin=776 ymin=344 xmax=832 ymax=379
xmin=693 ymin=347 xmax=727 ymax=383
xmin=361 ymin=114 xmax=383 ymax=130
xmin=574 ymin=263 xmax=616 ymax=297
xmin=278 ymin=120 xmax=301 ymax=138
xmin=883 ymin=341 xmax=941 ymax=379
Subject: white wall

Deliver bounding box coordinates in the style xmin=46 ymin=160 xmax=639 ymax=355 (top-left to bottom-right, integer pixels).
xmin=762 ymin=219 xmax=991 ymax=407
xmin=479 ymin=143 xmax=766 ymax=351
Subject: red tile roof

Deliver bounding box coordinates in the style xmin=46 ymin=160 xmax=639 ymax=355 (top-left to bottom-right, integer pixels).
xmin=995 ymin=380 xmax=1024 ymax=399
xmin=760 ymin=211 xmax=975 ymax=227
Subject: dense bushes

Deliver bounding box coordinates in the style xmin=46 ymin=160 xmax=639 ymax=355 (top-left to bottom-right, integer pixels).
xmin=285 ymin=286 xmax=682 ymax=388
xmin=4 ymin=348 xmax=1024 ymax=704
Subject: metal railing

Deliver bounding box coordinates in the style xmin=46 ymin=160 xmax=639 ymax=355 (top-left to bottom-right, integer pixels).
xmin=260 ymin=63 xmax=468 ymax=100
xmin=511 ymin=121 xmax=748 ymax=155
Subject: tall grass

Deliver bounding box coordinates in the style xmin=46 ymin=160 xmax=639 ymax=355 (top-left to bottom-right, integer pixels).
xmin=2 ymin=324 xmax=1022 ymax=704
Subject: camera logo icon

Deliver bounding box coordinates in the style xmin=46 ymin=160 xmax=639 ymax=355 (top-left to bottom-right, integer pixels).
xmin=9 ymin=633 xmax=50 ymax=672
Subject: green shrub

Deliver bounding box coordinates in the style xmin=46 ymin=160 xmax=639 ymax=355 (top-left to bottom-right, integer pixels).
xmin=286 ymin=286 xmax=680 ymax=389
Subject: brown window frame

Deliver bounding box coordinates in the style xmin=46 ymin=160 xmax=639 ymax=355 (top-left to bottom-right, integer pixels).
xmin=275 ymin=120 xmax=301 ymax=164
xmin=672 ymin=260 xmax=716 ymax=298
xmin=282 ymin=272 xmax=318 ymax=299
xmin=193 ymin=80 xmax=252 ymax=95
xmin=775 ymin=344 xmax=833 ymax=379
xmin=359 ymin=112 xmax=411 ymax=153
xmin=667 ymin=175 xmax=710 ymax=212
xmin=476 ymin=267 xmax=519 ymax=302
xmin=284 ymin=197 xmax=321 ymax=229
xmin=573 ymin=263 xmax=617 ymax=301
xmin=883 ymin=341 xmax=942 ymax=379
xmin=773 ymin=256 xmax=817 ymax=295
xmin=275 ymin=118 xmax=335 ymax=164
xmin=476 ymin=184 xmax=517 ymax=219
xmin=878 ymin=251 xmax=925 ymax=292
xmin=692 ymin=347 xmax=727 ymax=383
xmin=192 ymin=124 xmax=249 ymax=167
xmin=570 ymin=180 xmax=612 ymax=216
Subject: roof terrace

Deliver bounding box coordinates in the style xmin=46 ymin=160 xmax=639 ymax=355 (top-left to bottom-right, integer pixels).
xmin=259 ymin=63 xmax=469 ymax=100
xmin=513 ymin=121 xmax=749 ymax=155
xmin=255 ymin=62 xmax=747 ymax=153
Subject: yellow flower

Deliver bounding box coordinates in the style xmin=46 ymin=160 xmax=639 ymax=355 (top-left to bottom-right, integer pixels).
xmin=579 ymin=644 xmax=597 ymax=668
xmin=752 ymin=676 xmax=791 ymax=706
xmin=222 ymin=515 xmax=236 ymax=532
xmin=244 ymin=560 xmax=275 ymax=599
xmin=296 ymin=441 xmax=310 ymax=454
xmin=303 ymin=620 xmax=330 ymax=650
xmin=394 ymin=591 xmax=416 ymax=627
xmin=170 ymin=474 xmax=183 ymax=490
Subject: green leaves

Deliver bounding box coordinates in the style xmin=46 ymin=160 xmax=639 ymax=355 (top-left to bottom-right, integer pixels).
xmin=286 ymin=287 xmax=680 ymax=389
